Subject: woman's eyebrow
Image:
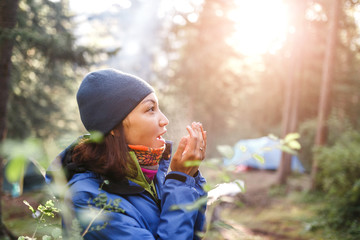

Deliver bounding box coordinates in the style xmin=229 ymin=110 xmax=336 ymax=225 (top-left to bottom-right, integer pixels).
xmin=141 ymin=99 xmax=156 ymax=105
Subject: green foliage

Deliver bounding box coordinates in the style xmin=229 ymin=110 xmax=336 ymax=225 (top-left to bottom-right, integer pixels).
xmin=282 ymin=133 xmax=301 ymax=150
xmin=21 ymin=199 xmax=62 ymax=239
xmin=24 ymin=199 xmax=60 ymax=220
xmin=170 ymin=196 xmax=208 ymax=212
xmin=184 ymin=160 xmax=202 ymax=167
xmin=87 ymin=131 xmax=104 ymax=144
xmin=6 ymin=0 xmax=103 ymax=139
xmin=312 ymin=130 xmax=360 ymax=239
xmin=4 ymin=154 xmax=26 ymax=183
xmin=79 ymin=192 xmax=125 ymax=237
xmin=298 ymin=115 xmax=356 ymax=172
xmin=37 ymin=200 xmax=60 ymax=218
xmin=316 ymin=130 xmax=360 ymax=196
xmin=91 ymin=193 xmax=125 ymax=214
xmin=18 ymin=170 xmax=127 ymax=240
xmin=251 ymin=153 xmax=264 ymax=164
xmin=270 ymin=132 xmax=301 ymax=155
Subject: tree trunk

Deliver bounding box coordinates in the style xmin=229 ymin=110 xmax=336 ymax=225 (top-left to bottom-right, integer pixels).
xmin=0 ymin=0 xmax=20 ymax=239
xmin=276 ymin=0 xmax=306 ymax=185
xmin=311 ymin=0 xmax=341 ymax=190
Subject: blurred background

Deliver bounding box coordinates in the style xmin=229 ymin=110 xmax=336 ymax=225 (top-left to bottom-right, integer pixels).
xmin=1 ymin=0 xmax=360 ymax=239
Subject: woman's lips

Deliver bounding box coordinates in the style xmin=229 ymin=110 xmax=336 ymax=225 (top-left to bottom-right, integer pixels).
xmin=157 ymin=135 xmax=166 ymax=144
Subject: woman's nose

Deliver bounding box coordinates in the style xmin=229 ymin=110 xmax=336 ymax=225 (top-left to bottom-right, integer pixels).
xmin=159 ymin=111 xmax=169 ymax=127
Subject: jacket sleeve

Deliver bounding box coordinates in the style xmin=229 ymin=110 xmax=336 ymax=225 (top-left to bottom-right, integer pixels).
xmin=157 ymin=171 xmax=207 ymax=240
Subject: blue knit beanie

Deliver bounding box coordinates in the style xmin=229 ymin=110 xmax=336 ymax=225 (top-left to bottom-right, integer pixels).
xmin=76 ymin=69 xmax=154 ymax=135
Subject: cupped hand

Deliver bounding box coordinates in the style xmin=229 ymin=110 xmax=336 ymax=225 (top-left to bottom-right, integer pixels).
xmin=170 ymin=122 xmax=207 ymax=177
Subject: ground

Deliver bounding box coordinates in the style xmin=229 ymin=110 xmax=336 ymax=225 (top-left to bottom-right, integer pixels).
xmin=203 ymin=169 xmax=324 ymax=240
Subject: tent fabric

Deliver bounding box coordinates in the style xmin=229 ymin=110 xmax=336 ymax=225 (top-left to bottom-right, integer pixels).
xmin=223 ymin=137 xmax=305 ymax=173
xmin=3 ymin=161 xmax=45 ymax=197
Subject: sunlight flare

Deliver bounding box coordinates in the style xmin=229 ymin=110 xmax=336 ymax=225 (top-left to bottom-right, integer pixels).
xmin=227 ymin=0 xmax=289 ymax=56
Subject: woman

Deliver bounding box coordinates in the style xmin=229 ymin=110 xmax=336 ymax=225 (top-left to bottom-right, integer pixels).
xmin=47 ymin=69 xmax=207 ymax=239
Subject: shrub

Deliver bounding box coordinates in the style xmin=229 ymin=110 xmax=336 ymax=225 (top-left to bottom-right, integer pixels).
xmin=313 ymin=130 xmax=360 ymax=239
xmin=315 ymin=131 xmax=360 ymax=196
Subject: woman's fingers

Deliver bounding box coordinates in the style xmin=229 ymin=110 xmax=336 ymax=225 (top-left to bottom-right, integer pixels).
xmin=185 ymin=122 xmax=204 ymax=160
xmin=172 ymin=136 xmax=187 ymax=161
xmin=200 ymin=124 xmax=206 ymax=145
xmin=185 ymin=124 xmax=197 ymax=154
xmin=194 ymin=123 xmax=204 ymax=160
xmin=203 ymin=130 xmax=207 ymax=151
xmin=199 ymin=123 xmax=207 ymax=159
xmin=171 ymin=122 xmax=207 ymax=176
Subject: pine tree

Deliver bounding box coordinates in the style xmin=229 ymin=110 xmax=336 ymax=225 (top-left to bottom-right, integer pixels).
xmin=0 ymin=0 xmax=21 ymax=238
xmin=7 ymin=0 xmax=99 ymax=139
xmin=0 ymin=0 xmax=100 ymax=237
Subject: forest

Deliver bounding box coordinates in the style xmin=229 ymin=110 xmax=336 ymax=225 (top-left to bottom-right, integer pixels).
xmin=0 ymin=0 xmax=360 ymax=239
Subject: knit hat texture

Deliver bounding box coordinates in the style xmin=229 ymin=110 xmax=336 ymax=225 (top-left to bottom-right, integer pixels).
xmin=76 ymin=69 xmax=154 ymax=135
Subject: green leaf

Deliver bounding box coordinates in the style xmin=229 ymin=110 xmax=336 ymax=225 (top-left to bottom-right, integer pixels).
xmin=89 ymin=131 xmax=104 ymax=143
xmin=202 ymin=158 xmax=221 ymax=169
xmin=1 ymin=138 xmax=46 ymax=184
xmin=216 ymin=145 xmax=234 ymax=159
xmin=278 ymin=145 xmax=297 ymax=155
xmin=184 ymin=160 xmax=202 ymax=167
xmin=221 ymin=173 xmax=231 ymax=183
xmin=196 ymin=231 xmax=205 ymax=238
xmin=287 ymin=140 xmax=301 ymax=150
xmin=170 ymin=196 xmax=207 ymax=211
xmin=5 ymin=155 xmax=27 ymax=183
xmin=284 ymin=132 xmax=300 ymax=143
xmin=235 ymin=179 xmax=246 ymax=193
xmin=252 ymin=153 xmax=265 ymax=164
xmin=268 ymin=134 xmax=279 ymax=140
xmin=212 ymin=220 xmax=234 ymax=230
xmin=238 ymin=145 xmax=247 ymax=152
xmin=203 ymin=183 xmax=213 ymax=192
xmin=23 ymin=200 xmax=36 ymax=214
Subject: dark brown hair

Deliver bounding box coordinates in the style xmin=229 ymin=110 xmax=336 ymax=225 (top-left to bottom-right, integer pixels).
xmin=72 ymin=123 xmax=137 ymax=182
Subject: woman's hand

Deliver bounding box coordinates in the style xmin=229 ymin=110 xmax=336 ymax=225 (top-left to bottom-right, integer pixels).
xmin=171 ymin=122 xmax=207 ymax=177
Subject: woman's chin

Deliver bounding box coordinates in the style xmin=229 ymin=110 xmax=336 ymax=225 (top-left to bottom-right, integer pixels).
xmin=153 ymin=139 xmax=166 ymax=148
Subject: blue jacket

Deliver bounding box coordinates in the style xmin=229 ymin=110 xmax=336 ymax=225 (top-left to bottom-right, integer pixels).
xmin=47 ymin=142 xmax=207 ymax=239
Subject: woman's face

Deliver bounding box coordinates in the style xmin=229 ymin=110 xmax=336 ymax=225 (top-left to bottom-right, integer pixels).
xmin=123 ymin=93 xmax=169 ymax=148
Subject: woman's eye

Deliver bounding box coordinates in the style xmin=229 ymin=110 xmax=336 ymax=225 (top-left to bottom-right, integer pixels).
xmin=147 ymin=106 xmax=155 ymax=112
